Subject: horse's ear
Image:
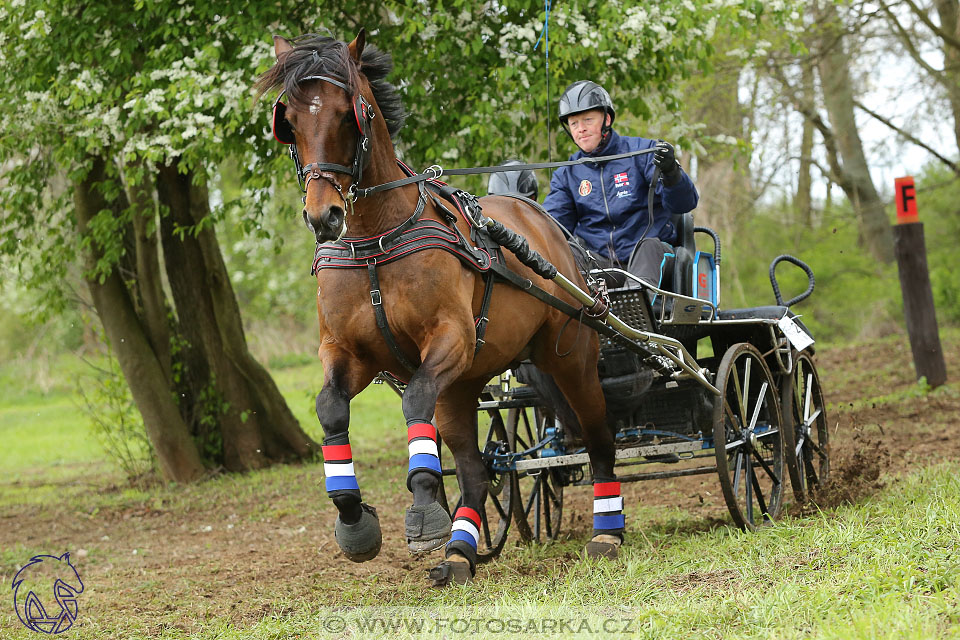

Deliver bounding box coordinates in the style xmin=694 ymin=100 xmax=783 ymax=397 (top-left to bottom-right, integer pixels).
xmin=273 ymin=35 xmax=294 ymax=60
xmin=347 ymin=28 xmax=366 ymax=62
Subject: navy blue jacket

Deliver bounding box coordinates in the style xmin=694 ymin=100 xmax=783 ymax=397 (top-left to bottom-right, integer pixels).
xmin=542 ymin=130 xmax=699 ymax=263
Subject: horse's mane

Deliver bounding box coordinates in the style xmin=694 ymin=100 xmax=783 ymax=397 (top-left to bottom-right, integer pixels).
xmin=256 ymin=33 xmax=407 ymax=140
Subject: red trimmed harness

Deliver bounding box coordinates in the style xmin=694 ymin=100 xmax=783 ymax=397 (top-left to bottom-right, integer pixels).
xmin=311 ymin=161 xmax=502 ymax=374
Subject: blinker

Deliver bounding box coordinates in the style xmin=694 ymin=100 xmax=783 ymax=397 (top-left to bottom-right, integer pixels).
xmin=272 ymin=94 xmax=295 ymax=145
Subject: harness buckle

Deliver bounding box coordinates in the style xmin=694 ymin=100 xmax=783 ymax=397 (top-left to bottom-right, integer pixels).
xmin=371 ymin=289 xmax=382 ymax=306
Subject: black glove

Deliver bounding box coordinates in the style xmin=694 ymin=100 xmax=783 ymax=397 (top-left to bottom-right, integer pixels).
xmin=654 ymin=140 xmax=682 ymax=186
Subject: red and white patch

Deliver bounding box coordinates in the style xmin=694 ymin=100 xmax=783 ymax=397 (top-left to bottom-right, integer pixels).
xmin=614 ymin=172 xmax=629 ymax=187
xmin=579 ymin=179 xmax=592 ymax=197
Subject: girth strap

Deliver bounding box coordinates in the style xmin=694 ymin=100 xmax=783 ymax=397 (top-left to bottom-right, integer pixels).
xmin=366 ymin=260 xmax=420 ymax=374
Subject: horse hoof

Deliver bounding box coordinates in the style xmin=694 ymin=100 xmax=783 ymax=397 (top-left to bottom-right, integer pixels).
xmin=405 ymin=502 xmax=452 ymax=554
xmin=427 ymin=560 xmax=473 ymax=587
xmin=408 ymin=538 xmax=445 ymax=554
xmin=335 ymin=503 xmax=382 ymax=563
xmin=585 ymin=536 xmax=621 ymax=560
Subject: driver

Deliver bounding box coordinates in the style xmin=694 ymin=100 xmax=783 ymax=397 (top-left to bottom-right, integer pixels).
xmin=542 ymin=80 xmax=699 ymax=287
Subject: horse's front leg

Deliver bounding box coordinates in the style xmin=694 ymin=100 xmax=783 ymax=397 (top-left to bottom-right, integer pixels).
xmin=400 ymin=324 xmax=472 ymax=557
xmin=316 ymin=348 xmax=380 ymax=562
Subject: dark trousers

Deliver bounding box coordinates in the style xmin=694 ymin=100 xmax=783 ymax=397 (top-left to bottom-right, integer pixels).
xmin=570 ymin=237 xmax=671 ymax=288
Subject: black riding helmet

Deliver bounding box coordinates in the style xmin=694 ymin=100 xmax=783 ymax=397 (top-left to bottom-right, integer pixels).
xmin=558 ymin=80 xmax=616 ymax=142
xmin=487 ymin=159 xmax=539 ymax=200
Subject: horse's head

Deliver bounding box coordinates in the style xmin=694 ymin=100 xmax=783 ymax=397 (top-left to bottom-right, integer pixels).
xmin=258 ymin=30 xmax=406 ymax=243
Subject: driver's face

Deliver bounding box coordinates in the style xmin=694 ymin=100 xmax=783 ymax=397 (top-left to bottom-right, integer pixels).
xmin=567 ymin=109 xmax=609 ymax=153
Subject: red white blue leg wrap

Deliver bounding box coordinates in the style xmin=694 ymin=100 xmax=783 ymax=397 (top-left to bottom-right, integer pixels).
xmin=448 ymin=506 xmax=482 ymax=552
xmin=593 ymin=481 xmax=625 ymax=536
xmin=322 ymin=442 xmax=361 ymax=499
xmin=407 ymin=421 xmax=442 ymax=489
xmin=444 ymin=505 xmax=481 ymax=572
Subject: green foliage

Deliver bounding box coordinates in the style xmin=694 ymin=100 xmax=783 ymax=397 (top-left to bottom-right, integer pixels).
xmin=75 ymin=325 xmax=158 ymax=481
xmin=719 ymin=199 xmax=901 ymax=345
xmin=912 ymin=165 xmax=960 ymax=325
xmin=0 ymin=0 xmax=801 ymax=317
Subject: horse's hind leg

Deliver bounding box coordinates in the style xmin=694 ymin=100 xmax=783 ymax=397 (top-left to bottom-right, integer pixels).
xmin=427 ymin=381 xmax=490 ymax=585
xmin=542 ymin=349 xmax=625 ymax=560
xmin=315 ymin=351 xmax=381 ymax=562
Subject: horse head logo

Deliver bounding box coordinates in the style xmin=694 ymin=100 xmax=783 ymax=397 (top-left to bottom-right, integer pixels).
xmin=11 ymin=552 xmax=84 ymax=634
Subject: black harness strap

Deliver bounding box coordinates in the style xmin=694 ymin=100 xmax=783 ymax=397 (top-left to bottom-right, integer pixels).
xmin=474 ymin=271 xmax=495 ymax=355
xmin=366 ymin=259 xmax=421 ymax=374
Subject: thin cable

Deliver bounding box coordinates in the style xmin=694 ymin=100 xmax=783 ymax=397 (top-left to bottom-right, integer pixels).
xmin=534 ymin=0 xmax=553 ymax=166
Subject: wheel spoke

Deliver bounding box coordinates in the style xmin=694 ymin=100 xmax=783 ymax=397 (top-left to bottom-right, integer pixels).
xmin=751 ymin=447 xmax=780 ymax=485
xmin=725 ymin=438 xmax=746 ymax=451
xmin=489 ymin=490 xmax=509 ymax=520
xmin=747 ymin=381 xmax=768 ymax=431
xmin=481 ymin=509 xmax=493 ymax=548
xmin=745 ymin=455 xmax=754 ymax=522
xmin=808 ymin=439 xmax=828 ymax=458
xmin=803 ymin=452 xmax=819 ymax=485
xmin=732 ymin=362 xmax=748 ymax=425
xmin=742 ymin=358 xmax=752 ymax=423
xmin=804 ymin=372 xmax=814 ymax=422
xmin=732 ymin=450 xmax=744 ymax=495
xmin=750 ymin=463 xmax=769 ymax=519
xmin=523 ymin=476 xmax=541 ymax=519
xmin=801 ymin=407 xmax=822 ymax=428
xmin=724 ymin=403 xmax=741 ymax=432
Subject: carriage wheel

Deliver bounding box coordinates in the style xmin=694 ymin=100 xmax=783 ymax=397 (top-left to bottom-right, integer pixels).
xmin=438 ymin=393 xmax=517 ymax=563
xmin=508 ymin=405 xmax=565 ymax=543
xmin=713 ymin=343 xmax=786 ymax=530
xmin=780 ymin=352 xmax=830 ymax=502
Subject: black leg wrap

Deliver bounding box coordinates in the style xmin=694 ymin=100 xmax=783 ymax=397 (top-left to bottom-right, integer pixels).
xmin=405 ymin=501 xmax=452 ymax=553
xmin=335 ymin=503 xmax=382 ymax=563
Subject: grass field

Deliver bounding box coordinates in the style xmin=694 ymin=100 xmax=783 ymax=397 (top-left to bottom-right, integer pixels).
xmin=2 ymin=333 xmax=960 ymax=639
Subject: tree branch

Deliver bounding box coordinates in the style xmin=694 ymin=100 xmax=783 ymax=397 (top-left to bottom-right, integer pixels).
xmin=902 ymin=0 xmax=960 ymax=51
xmin=767 ymin=62 xmax=853 ymax=193
xmin=853 ymin=99 xmax=960 ymax=173
xmin=879 ymin=0 xmax=952 ymax=91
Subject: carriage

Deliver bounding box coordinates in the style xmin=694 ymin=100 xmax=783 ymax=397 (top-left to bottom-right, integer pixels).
xmin=260 ymin=30 xmax=831 ymax=583
xmin=376 ymin=210 xmax=830 ymax=563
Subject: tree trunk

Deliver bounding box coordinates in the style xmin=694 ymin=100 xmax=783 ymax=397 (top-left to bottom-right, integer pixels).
xmin=935 ymin=0 xmax=960 ymax=154
xmin=796 ymin=61 xmax=815 ymax=226
xmin=816 ymin=1 xmax=895 ymax=263
xmin=156 ymin=161 xmax=318 ymax=471
xmin=75 ymin=157 xmax=205 ymax=483
xmin=126 ymin=171 xmax=173 ymax=384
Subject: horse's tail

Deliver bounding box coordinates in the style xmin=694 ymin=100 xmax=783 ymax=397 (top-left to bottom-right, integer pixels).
xmin=513 ymin=363 xmax=588 ymax=444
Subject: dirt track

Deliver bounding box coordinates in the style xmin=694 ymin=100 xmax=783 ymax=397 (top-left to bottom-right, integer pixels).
xmin=3 ymin=333 xmax=959 ymax=635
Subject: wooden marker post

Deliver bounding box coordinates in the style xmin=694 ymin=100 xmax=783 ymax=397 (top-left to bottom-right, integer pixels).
xmin=892 ymin=176 xmax=946 ymax=388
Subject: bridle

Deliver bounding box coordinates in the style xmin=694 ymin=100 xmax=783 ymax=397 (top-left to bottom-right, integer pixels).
xmin=272 ymin=74 xmax=376 ymax=210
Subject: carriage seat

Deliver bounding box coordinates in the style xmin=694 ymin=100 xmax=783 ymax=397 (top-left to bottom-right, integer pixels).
xmin=657 ymin=212 xmax=696 ymax=297
xmin=716 ymin=306 xmax=814 ymax=338
xmin=715 ymin=306 xmax=789 ymax=321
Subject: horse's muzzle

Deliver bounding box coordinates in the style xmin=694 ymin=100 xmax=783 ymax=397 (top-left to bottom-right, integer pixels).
xmin=303 ymin=205 xmax=346 ymax=243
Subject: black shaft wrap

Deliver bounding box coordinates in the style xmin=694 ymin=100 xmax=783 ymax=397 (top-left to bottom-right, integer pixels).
xmin=483 ymin=220 xmax=558 ymax=280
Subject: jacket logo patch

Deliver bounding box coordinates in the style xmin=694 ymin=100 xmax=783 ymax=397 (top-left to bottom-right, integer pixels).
xmin=578 ymin=180 xmax=592 ymax=197
xmin=614 ymin=172 xmax=629 ymax=187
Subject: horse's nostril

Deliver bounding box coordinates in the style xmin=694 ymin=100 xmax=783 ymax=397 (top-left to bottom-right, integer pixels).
xmin=324 ymin=206 xmax=345 ymax=229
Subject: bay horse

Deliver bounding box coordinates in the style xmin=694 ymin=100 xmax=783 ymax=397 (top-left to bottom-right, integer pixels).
xmin=257 ymin=30 xmax=623 ymax=585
